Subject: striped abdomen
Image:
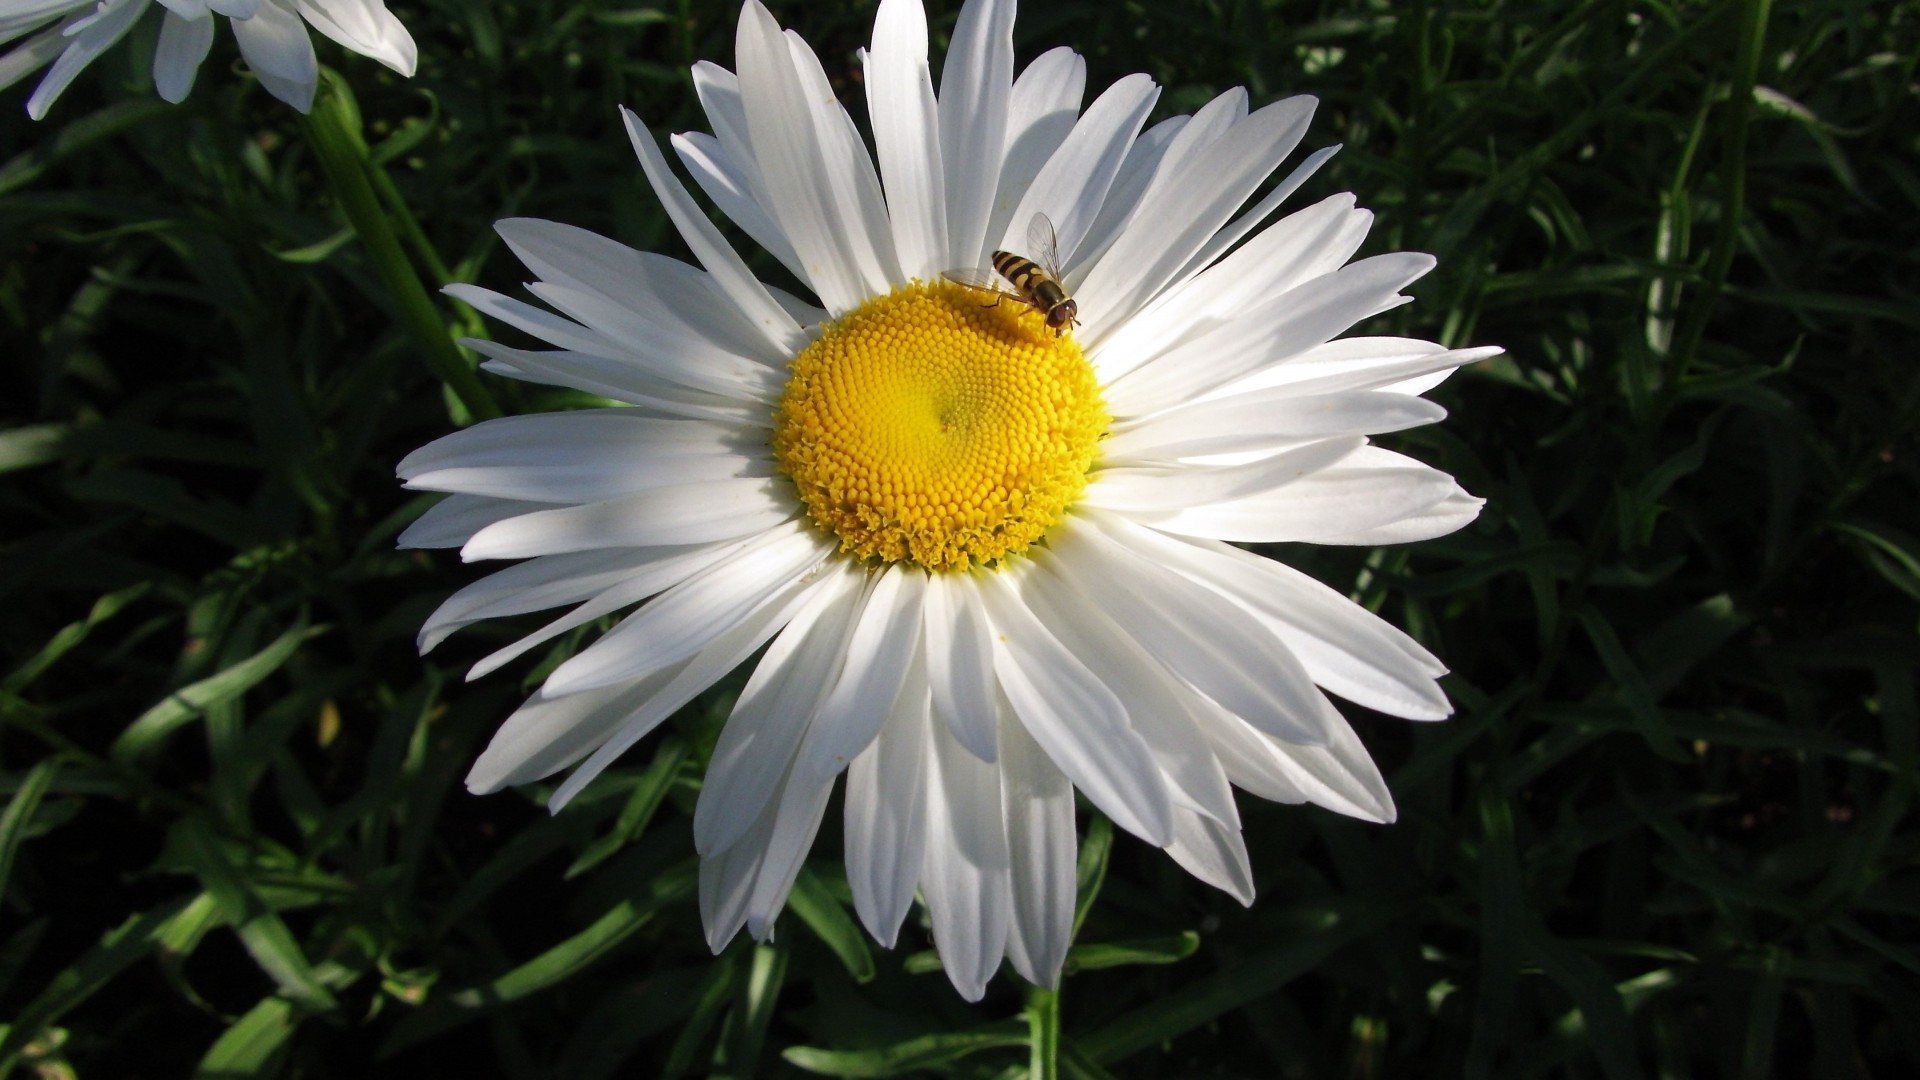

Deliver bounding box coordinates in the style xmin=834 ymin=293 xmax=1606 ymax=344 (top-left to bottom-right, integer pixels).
xmin=991 ymin=251 xmax=1078 ymax=332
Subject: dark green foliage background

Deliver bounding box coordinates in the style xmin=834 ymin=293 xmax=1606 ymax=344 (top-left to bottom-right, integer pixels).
xmin=2 ymin=0 xmax=1916 ymax=1075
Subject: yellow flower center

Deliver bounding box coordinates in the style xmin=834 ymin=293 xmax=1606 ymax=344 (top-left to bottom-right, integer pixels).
xmin=772 ymin=281 xmax=1108 ymax=573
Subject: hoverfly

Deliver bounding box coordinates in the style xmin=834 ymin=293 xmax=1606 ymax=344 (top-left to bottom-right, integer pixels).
xmin=944 ymin=212 xmax=1080 ymax=336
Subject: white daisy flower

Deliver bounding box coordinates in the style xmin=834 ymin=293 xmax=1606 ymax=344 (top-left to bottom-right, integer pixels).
xmin=0 ymin=0 xmax=415 ymax=118
xmin=401 ymin=0 xmax=1497 ymax=1000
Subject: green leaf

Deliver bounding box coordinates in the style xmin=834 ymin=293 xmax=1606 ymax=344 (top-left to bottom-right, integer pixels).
xmin=0 ymin=897 xmax=193 ymax=1069
xmin=1066 ymin=932 xmax=1200 ymax=971
xmin=786 ymin=864 xmax=876 ymax=982
xmin=1524 ymin=927 xmax=1647 ymax=1080
xmin=379 ymin=860 xmax=697 ymax=1056
xmin=713 ymin=944 xmax=787 ymax=1080
xmin=1575 ymin=608 xmax=1690 ymax=762
xmin=111 ymin=618 xmax=326 ymax=764
xmin=195 ymin=995 xmax=296 ymax=1078
xmin=171 ymin=820 xmax=337 ymax=1013
xmin=4 ymin=583 xmax=150 ymax=695
xmin=1079 ymin=907 xmax=1380 ymax=1064
xmin=0 ymin=423 xmax=68 ymax=474
xmin=783 ymin=1019 xmax=1031 ymax=1077
xmin=0 ymin=760 xmax=59 ymax=902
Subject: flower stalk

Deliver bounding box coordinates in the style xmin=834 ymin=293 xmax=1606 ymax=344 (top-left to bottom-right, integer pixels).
xmin=300 ymin=73 xmax=500 ymax=423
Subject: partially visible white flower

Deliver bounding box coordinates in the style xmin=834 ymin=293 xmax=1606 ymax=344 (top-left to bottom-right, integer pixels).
xmin=0 ymin=0 xmax=415 ymax=118
xmin=403 ymin=0 xmax=1499 ymax=1001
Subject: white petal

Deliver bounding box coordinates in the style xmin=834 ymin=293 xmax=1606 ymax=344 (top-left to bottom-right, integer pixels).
xmin=1210 ymin=337 xmax=1499 ymax=399
xmin=863 ymin=0 xmax=946 ymax=281
xmin=152 ymin=10 xmax=213 ymax=102
xmin=294 ymin=0 xmax=414 ymax=74
xmin=922 ymin=570 xmax=997 ymax=762
xmin=1171 ymin=144 xmax=1342 ymax=290
xmin=230 ymin=0 xmax=317 ymax=112
xmin=459 ymin=477 xmax=792 ymax=560
xmin=1003 ymin=72 xmax=1157 ymax=268
xmin=693 ymin=562 xmax=863 ymax=856
xmin=1164 ymin=805 xmax=1255 ymax=904
xmin=400 ymin=413 xmax=768 ymax=504
xmin=936 ymin=0 xmax=1014 ymax=270
xmin=1045 ymin=516 xmax=1333 ymax=746
xmin=744 ymin=765 xmax=836 ymax=940
xmin=2 ymin=25 xmax=72 ymax=102
xmin=921 ymin=711 xmax=1011 ymax=1002
xmin=998 ymin=708 xmax=1075 ymax=988
xmin=844 ymin=650 xmax=931 ymax=946
xmin=400 ymin=410 xmax=758 ymax=478
xmin=620 ymin=107 xmax=807 ymax=357
xmin=1099 ymin=518 xmax=1451 ymax=719
xmin=1105 ymin=390 xmax=1445 ymax=462
xmin=494 ymin=217 xmax=792 ymax=372
xmin=1311 ymin=483 xmax=1484 ymax=545
xmin=987 ymin=46 xmax=1083 ymax=256
xmin=524 ymin=282 xmax=781 ymax=402
xmin=1020 ymin=560 xmax=1240 ymax=825
xmin=1140 ymin=444 xmax=1460 ymax=543
xmin=1102 ymin=252 xmax=1435 ymax=418
xmin=1086 ymin=435 xmax=1366 ymax=513
xmin=459 ymin=541 xmax=744 ymax=680
xmin=1066 ymin=114 xmax=1185 ymax=277
xmin=547 ymin=563 xmax=827 ymax=811
xmin=671 ymin=131 xmax=809 ymax=287
xmin=397 ymin=494 xmax=547 ymax=550
xmin=699 ymin=783 xmax=777 ymax=951
xmin=417 ymin=544 xmax=718 ymax=653
xmin=463 ymin=339 xmax=767 ymax=427
xmin=797 ymin=565 xmax=925 ymax=779
xmin=977 ymin=568 xmax=1175 ymax=846
xmin=734 ymin=0 xmax=897 ymax=309
xmin=1074 ymin=95 xmax=1317 ymax=340
xmin=1194 ymin=702 xmax=1396 ymax=823
xmin=23 ymin=0 xmax=144 ymax=120
xmin=466 ymin=673 xmax=673 ymax=793
xmin=540 ymin=521 xmax=827 ymax=697
xmin=1091 ymin=193 xmax=1371 ymax=387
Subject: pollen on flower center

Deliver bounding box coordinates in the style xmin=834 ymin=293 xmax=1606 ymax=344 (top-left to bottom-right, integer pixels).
xmin=772 ymin=281 xmax=1108 ymax=573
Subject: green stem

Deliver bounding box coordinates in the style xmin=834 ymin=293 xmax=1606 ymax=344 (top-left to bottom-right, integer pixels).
xmin=1029 ymin=984 xmax=1061 ymax=1080
xmin=1667 ymin=0 xmax=1772 ymax=391
xmin=299 ymin=77 xmax=501 ymax=422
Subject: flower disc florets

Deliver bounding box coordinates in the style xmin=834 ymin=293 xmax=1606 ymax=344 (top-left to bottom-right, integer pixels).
xmin=772 ymin=282 xmax=1108 ymax=572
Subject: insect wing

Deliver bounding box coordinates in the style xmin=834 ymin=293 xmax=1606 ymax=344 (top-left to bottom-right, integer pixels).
xmin=942 ymin=267 xmax=1016 ymax=296
xmin=1025 ymin=212 xmax=1066 ymax=280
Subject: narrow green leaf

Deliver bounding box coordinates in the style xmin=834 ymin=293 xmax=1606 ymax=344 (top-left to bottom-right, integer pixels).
xmin=713 ymin=943 xmax=787 ymax=1080
xmin=1466 ymin=792 xmax=1523 ymax=1080
xmin=1524 ymin=927 xmax=1646 ymax=1080
xmin=1072 ymin=814 xmax=1113 ymax=938
xmin=783 ymin=1019 xmax=1031 ymax=1077
xmin=111 ymin=619 xmax=325 ymax=764
xmin=0 ymin=760 xmax=59 ymax=902
xmin=0 ymin=423 xmax=68 ymax=474
xmin=267 ymin=227 xmax=356 ymax=264
xmin=4 ymin=583 xmax=149 ymax=695
xmin=195 ymin=995 xmax=296 ymax=1078
xmin=786 ymin=864 xmax=876 ymax=983
xmin=0 ymin=99 xmax=175 ymax=196
xmin=1079 ymin=907 xmax=1378 ymax=1064
xmin=565 ymin=737 xmax=689 ymax=878
xmin=379 ymin=860 xmax=696 ymax=1056
xmin=0 ymin=897 xmax=192 ymax=1068
xmin=1575 ymin=608 xmax=1690 ymax=762
xmin=1067 ymin=931 xmax=1200 ymax=971
xmin=171 ymin=820 xmax=337 ymax=1013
